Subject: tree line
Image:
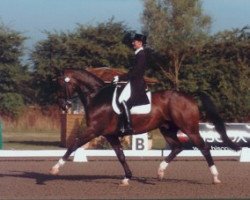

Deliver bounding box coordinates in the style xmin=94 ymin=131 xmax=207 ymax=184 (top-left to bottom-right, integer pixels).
xmin=0 ymin=0 xmax=249 ymax=122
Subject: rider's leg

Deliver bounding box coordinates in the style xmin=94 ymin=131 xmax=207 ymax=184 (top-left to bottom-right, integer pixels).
xmin=121 ymin=101 xmax=134 ymax=134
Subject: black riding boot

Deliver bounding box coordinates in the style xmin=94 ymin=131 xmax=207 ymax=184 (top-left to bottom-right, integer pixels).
xmin=121 ymin=101 xmax=134 ymax=134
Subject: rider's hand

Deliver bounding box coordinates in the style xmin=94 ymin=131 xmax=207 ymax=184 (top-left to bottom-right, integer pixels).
xmin=112 ymin=76 xmax=119 ymax=84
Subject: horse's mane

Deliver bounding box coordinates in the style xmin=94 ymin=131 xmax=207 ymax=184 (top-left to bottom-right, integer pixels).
xmin=63 ymin=68 xmax=114 ymax=106
xmin=63 ymin=68 xmax=105 ymax=87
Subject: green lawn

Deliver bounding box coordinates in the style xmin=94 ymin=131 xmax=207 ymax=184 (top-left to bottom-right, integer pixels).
xmin=150 ymin=129 xmax=168 ymax=150
xmin=1 ymin=130 xmax=167 ymax=150
xmin=2 ymin=131 xmax=63 ymax=150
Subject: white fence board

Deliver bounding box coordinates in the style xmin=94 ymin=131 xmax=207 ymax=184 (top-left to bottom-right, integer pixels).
xmin=0 ymin=149 xmax=241 ymax=158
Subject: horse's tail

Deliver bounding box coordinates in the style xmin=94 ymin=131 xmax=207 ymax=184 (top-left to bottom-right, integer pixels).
xmin=197 ymin=92 xmax=241 ymax=151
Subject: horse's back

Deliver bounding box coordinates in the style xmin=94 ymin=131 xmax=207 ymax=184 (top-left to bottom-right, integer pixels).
xmin=152 ymin=89 xmax=196 ymax=107
xmin=151 ymin=89 xmax=199 ymax=124
xmin=154 ymin=89 xmax=196 ymax=103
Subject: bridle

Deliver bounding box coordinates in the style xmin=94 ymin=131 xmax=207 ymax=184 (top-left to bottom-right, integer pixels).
xmin=60 ymin=76 xmax=77 ymax=111
xmin=58 ymin=72 xmax=102 ymax=112
xmin=63 ymin=76 xmax=72 ymax=102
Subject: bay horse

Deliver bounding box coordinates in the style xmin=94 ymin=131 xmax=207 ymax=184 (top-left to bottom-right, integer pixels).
xmin=50 ymin=68 xmax=240 ymax=186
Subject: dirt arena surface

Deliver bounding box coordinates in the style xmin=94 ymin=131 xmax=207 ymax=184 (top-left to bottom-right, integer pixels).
xmin=0 ymin=157 xmax=249 ymax=200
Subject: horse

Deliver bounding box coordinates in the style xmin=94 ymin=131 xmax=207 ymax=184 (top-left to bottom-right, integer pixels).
xmin=50 ymin=68 xmax=240 ymax=186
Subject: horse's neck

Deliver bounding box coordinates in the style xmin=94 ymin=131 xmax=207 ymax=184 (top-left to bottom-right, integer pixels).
xmin=74 ymin=70 xmax=104 ymax=96
xmin=73 ymin=71 xmax=105 ymax=122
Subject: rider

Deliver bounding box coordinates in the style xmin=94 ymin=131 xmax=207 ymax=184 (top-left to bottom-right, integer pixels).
xmin=114 ymin=33 xmax=149 ymax=134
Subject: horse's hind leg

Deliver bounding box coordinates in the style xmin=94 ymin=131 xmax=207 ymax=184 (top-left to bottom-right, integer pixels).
xmin=158 ymin=124 xmax=183 ymax=180
xmin=186 ymin=128 xmax=221 ymax=184
xmin=105 ymin=135 xmax=132 ymax=186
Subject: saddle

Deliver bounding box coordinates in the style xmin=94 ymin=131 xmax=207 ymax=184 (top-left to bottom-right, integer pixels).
xmin=112 ymin=82 xmax=152 ymax=115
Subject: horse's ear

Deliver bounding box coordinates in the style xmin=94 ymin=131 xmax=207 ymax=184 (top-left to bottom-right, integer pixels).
xmin=52 ymin=67 xmax=64 ymax=76
xmin=49 ymin=67 xmax=64 ymax=83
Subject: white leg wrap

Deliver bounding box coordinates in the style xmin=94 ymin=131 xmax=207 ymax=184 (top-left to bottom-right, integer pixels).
xmin=159 ymin=161 xmax=168 ymax=171
xmin=210 ymin=165 xmax=219 ymax=176
xmin=50 ymin=158 xmax=66 ymax=175
xmin=158 ymin=161 xmax=168 ymax=180
xmin=210 ymin=165 xmax=221 ymax=184
xmin=120 ymin=178 xmax=130 ymax=186
xmin=54 ymin=158 xmax=65 ymax=169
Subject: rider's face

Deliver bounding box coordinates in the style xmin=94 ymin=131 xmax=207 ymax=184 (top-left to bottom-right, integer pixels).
xmin=132 ymin=40 xmax=143 ymax=50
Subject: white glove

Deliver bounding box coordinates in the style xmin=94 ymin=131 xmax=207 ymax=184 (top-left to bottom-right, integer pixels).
xmin=113 ymin=76 xmax=119 ymax=84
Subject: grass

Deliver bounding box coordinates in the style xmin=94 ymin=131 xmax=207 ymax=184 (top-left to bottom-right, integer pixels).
xmin=0 ymin=106 xmax=62 ymax=150
xmin=1 ymin=130 xmax=167 ymax=150
xmin=0 ymin=105 xmax=167 ymax=150
xmin=150 ymin=129 xmax=168 ymax=150
xmin=2 ymin=131 xmax=63 ymax=150
xmin=1 ymin=106 xmax=60 ymax=132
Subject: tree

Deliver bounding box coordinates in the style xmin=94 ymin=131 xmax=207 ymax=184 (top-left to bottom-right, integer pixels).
xmin=141 ymin=0 xmax=211 ymax=89
xmin=180 ymin=27 xmax=250 ymax=122
xmin=31 ymin=19 xmax=132 ymax=105
xmin=0 ymin=23 xmax=29 ymax=117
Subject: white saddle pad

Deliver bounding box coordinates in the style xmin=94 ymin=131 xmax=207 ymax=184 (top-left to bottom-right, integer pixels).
xmin=112 ymin=83 xmax=152 ymax=115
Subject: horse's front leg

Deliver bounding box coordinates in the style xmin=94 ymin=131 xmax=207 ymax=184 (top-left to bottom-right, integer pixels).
xmin=50 ymin=131 xmax=95 ymax=175
xmin=106 ymin=135 xmax=132 ymax=186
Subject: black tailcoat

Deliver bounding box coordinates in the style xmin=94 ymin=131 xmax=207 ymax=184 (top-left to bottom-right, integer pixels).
xmin=120 ymin=49 xmax=149 ymax=108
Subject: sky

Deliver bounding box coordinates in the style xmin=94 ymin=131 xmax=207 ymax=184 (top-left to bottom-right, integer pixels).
xmin=0 ymin=0 xmax=249 ymax=53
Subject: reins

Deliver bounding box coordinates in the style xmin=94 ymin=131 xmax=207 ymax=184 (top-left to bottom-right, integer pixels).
xmin=63 ymin=76 xmax=78 ymax=105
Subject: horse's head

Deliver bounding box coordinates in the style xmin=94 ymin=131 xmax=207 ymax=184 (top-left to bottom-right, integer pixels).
xmin=55 ymin=68 xmax=105 ymax=112
xmin=56 ymin=70 xmax=78 ymax=112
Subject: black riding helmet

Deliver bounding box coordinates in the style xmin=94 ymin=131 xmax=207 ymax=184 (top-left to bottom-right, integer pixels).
xmin=133 ymin=34 xmax=147 ymax=45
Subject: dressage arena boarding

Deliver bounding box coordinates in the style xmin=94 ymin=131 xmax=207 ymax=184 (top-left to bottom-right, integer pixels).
xmin=0 ymin=123 xmax=250 ymax=199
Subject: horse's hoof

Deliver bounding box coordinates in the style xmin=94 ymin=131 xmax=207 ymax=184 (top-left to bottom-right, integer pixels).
xmin=213 ymin=177 xmax=222 ymax=184
xmin=119 ymin=178 xmax=130 ymax=186
xmin=158 ymin=169 xmax=164 ymax=180
xmin=49 ymin=167 xmax=59 ymax=175
xmin=213 ymin=180 xmax=222 ymax=184
xmin=119 ymin=182 xmax=129 ymax=187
